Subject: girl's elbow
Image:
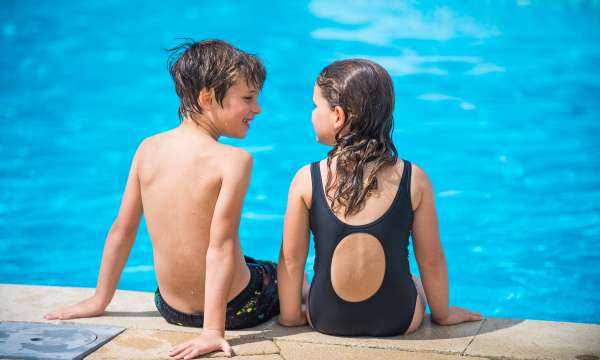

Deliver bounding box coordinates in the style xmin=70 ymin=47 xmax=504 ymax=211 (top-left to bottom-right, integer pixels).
xmin=279 ymin=252 xmax=305 ymax=272
xmin=419 ymin=251 xmax=447 ymax=269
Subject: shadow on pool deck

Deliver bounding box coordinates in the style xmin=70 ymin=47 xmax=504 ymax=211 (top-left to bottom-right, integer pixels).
xmin=1 ymin=284 xmax=598 ymax=359
xmin=103 ymin=311 xmax=162 ymax=318
xmin=98 ymin=308 xmax=525 ymax=341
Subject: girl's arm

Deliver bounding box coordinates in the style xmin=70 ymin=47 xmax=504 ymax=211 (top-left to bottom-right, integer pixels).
xmin=44 ymin=146 xmax=144 ymax=320
xmin=411 ymin=164 xmax=482 ymax=325
xmin=278 ymin=165 xmax=311 ymax=326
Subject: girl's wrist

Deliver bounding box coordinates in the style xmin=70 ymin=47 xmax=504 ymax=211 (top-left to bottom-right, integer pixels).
xmin=431 ymin=308 xmax=450 ymax=324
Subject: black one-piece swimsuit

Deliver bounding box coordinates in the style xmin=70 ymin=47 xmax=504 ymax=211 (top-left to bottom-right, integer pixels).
xmin=308 ymin=159 xmax=418 ymax=336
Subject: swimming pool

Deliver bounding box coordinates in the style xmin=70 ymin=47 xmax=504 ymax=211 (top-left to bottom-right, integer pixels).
xmin=1 ymin=1 xmax=599 ymax=324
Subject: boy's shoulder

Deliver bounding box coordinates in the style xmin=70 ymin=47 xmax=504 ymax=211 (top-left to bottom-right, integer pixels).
xmin=137 ymin=130 xmax=250 ymax=158
xmin=216 ymin=143 xmax=253 ymax=169
xmin=219 ymin=143 xmax=252 ymax=159
xmin=212 ymin=144 xmax=253 ymax=181
xmin=136 ymin=128 xmax=177 ymax=152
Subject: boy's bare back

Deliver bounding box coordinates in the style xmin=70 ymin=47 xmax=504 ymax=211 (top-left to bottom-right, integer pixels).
xmin=137 ymin=125 xmax=251 ymax=314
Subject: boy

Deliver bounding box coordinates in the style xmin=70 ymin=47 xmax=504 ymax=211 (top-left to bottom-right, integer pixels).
xmin=45 ymin=39 xmax=279 ymax=359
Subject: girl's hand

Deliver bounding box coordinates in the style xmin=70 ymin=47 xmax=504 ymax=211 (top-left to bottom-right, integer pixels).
xmin=44 ymin=296 xmax=106 ymax=320
xmin=169 ymin=330 xmax=233 ymax=359
xmin=433 ymin=306 xmax=483 ymax=326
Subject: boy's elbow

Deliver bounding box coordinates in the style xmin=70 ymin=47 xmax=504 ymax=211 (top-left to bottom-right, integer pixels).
xmin=206 ymin=237 xmax=236 ymax=261
xmin=107 ymin=222 xmax=134 ymax=246
xmin=110 ymin=211 xmax=141 ymax=238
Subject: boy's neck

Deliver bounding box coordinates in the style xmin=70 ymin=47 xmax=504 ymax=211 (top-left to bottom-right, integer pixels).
xmin=181 ymin=115 xmax=220 ymax=140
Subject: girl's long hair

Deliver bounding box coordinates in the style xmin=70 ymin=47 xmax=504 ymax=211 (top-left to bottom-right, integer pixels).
xmin=317 ymin=59 xmax=398 ymax=217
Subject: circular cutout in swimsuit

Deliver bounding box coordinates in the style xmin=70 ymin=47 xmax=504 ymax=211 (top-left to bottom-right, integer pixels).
xmin=330 ymin=232 xmax=386 ymax=302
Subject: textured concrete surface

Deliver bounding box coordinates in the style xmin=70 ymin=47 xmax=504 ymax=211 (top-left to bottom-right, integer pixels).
xmin=1 ymin=284 xmax=599 ymax=360
xmin=275 ymin=341 xmax=489 ymax=360
xmin=464 ymin=318 xmax=600 ymax=359
xmin=85 ymin=329 xmax=280 ymax=359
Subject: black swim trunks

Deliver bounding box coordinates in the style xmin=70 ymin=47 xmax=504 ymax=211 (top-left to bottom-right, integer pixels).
xmin=154 ymin=256 xmax=279 ymax=330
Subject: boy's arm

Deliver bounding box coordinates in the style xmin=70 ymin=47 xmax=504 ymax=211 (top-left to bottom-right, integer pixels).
xmin=411 ymin=164 xmax=482 ymax=325
xmin=203 ymin=150 xmax=252 ymax=333
xmin=45 ymin=147 xmax=143 ymax=320
xmin=278 ymin=165 xmax=310 ymax=326
xmin=169 ymin=149 xmax=251 ymax=359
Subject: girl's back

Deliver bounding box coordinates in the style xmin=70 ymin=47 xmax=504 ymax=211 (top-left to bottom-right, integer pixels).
xmin=308 ymin=158 xmax=420 ymax=336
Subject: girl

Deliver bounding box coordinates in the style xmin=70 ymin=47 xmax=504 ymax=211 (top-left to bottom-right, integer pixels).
xmin=277 ymin=59 xmax=483 ymax=336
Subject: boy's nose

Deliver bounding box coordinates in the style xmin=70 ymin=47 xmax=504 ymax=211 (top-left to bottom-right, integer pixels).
xmin=253 ymin=102 xmax=261 ymax=114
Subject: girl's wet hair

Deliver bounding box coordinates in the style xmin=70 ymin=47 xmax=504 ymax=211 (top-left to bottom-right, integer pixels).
xmin=317 ymin=59 xmax=398 ymax=217
xmin=166 ymin=39 xmax=266 ymax=120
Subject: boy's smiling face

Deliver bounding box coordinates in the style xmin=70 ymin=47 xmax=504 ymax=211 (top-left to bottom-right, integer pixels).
xmin=213 ymin=77 xmax=261 ymax=139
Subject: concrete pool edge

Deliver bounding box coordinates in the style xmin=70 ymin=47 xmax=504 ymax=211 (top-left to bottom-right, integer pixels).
xmin=1 ymin=284 xmax=599 ymax=359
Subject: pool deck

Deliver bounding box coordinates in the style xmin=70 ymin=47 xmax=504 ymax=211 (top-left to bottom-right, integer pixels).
xmin=1 ymin=284 xmax=599 ymax=360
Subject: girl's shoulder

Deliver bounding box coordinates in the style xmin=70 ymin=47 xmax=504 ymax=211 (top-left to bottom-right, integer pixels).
xmin=405 ymin=161 xmax=434 ymax=211
xmin=408 ymin=162 xmax=432 ymax=191
xmin=287 ymin=160 xmax=325 ymax=209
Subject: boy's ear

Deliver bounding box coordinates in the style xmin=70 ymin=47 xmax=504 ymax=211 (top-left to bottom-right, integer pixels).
xmin=332 ymin=105 xmax=346 ymax=131
xmin=198 ymin=88 xmax=215 ymax=111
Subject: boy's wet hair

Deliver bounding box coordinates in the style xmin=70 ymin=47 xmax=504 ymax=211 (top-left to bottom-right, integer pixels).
xmin=166 ymin=39 xmax=266 ymax=120
xmin=317 ymin=59 xmax=398 ymax=217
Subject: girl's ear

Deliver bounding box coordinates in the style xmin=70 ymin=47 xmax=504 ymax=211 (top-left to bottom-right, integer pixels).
xmin=198 ymin=88 xmax=214 ymax=111
xmin=332 ymin=105 xmax=347 ymax=132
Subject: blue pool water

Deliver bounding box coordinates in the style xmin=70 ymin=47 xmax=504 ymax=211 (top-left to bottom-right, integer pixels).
xmin=1 ymin=1 xmax=599 ymax=324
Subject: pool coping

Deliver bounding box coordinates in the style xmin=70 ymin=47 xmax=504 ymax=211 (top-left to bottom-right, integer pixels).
xmin=1 ymin=284 xmax=599 ymax=359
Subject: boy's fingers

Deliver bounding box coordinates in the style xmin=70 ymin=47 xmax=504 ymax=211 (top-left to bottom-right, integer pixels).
xmin=222 ymin=342 xmax=233 ymax=357
xmin=170 ymin=344 xmax=187 ymax=357
xmin=184 ymin=348 xmax=202 ymax=360
xmin=173 ymin=347 xmax=188 ymax=359
xmin=64 ymin=311 xmax=76 ymax=319
xmin=179 ymin=347 xmax=195 ymax=359
xmin=173 ymin=340 xmax=193 ymax=353
xmin=45 ymin=310 xmax=69 ymax=320
xmin=60 ymin=312 xmax=75 ymax=320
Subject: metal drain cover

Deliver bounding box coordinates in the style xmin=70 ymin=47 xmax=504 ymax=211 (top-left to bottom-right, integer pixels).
xmin=0 ymin=322 xmax=125 ymax=359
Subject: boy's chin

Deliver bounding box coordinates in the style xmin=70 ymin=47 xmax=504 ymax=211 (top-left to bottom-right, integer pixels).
xmin=223 ymin=129 xmax=249 ymax=139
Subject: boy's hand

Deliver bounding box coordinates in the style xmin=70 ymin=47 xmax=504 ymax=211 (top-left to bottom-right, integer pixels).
xmin=169 ymin=329 xmax=233 ymax=359
xmin=44 ymin=296 xmax=106 ymax=320
xmin=433 ymin=306 xmax=483 ymax=326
